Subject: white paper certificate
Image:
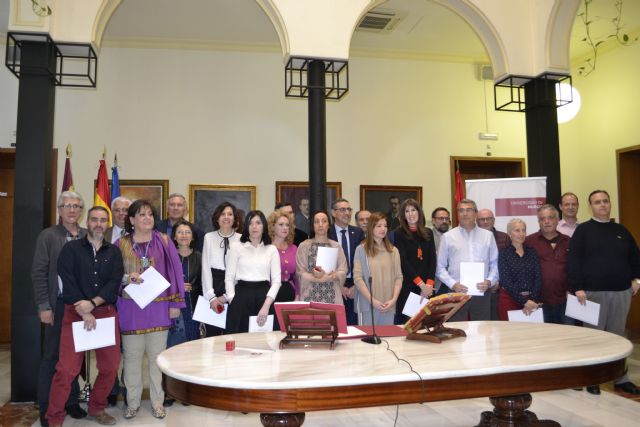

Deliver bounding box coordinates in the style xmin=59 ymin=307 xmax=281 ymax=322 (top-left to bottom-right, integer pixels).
xmin=565 ymin=294 xmax=600 ymax=326
xmin=123 ymin=266 xmax=171 ymax=309
xmin=507 ymin=308 xmax=544 ymax=323
xmin=402 ymin=292 xmax=427 ymax=318
xmin=316 ymin=246 xmax=339 ymax=272
xmin=72 ymin=317 xmax=116 ymax=352
xmin=460 ymin=262 xmax=485 ymax=296
xmin=192 ymin=295 xmax=227 ymax=328
xmin=249 ymin=315 xmax=274 ymax=332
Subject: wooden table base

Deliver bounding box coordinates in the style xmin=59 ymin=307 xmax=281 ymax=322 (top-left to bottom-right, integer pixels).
xmin=475 ymin=394 xmax=560 ymax=427
xmin=260 ymin=412 xmax=306 ymax=427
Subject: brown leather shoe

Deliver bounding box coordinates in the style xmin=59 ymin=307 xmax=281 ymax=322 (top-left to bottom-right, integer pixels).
xmin=87 ymin=411 xmax=117 ymax=426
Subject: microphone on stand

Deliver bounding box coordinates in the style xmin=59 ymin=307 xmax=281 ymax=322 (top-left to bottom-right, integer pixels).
xmin=362 ymin=276 xmax=381 ymax=345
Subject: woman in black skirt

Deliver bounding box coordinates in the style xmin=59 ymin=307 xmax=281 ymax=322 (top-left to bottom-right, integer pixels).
xmin=224 ymin=210 xmax=281 ymax=333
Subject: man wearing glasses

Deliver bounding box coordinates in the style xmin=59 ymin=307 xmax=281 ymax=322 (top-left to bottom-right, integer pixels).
xmin=436 ymin=199 xmax=499 ymax=321
xmin=32 ymin=191 xmax=87 ymax=426
xmin=431 ymin=207 xmax=451 ymax=295
xmin=329 ymin=198 xmax=365 ymax=325
xmin=105 ymin=196 xmax=131 ymax=243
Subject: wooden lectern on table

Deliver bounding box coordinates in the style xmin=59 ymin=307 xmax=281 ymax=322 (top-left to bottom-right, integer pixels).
xmin=403 ymin=293 xmax=471 ymax=343
xmin=279 ymin=308 xmax=339 ymax=350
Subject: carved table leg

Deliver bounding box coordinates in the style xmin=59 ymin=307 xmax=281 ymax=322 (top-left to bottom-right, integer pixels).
xmin=260 ymin=412 xmax=306 ymax=427
xmin=475 ymin=394 xmax=560 ymax=427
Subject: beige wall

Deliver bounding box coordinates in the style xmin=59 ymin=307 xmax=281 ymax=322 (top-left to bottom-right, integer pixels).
xmin=1 ymin=39 xmax=636 ymax=223
xmin=560 ymin=41 xmax=640 ymax=222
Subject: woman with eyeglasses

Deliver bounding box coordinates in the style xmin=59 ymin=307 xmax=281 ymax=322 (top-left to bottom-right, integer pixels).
xmin=296 ymin=211 xmax=348 ymax=304
xmin=201 ymin=202 xmax=241 ymax=336
xmin=116 ymin=200 xmax=184 ymax=420
xmin=393 ymin=199 xmax=437 ymax=325
xmin=224 ymin=211 xmax=281 ymax=333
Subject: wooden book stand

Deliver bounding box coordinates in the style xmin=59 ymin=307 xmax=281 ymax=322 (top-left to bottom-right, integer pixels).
xmin=279 ymin=308 xmax=339 ymax=350
xmin=403 ymin=293 xmax=471 ymax=344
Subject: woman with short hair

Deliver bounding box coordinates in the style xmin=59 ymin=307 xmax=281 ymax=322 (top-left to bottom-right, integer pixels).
xmin=497 ymin=218 xmax=542 ymax=320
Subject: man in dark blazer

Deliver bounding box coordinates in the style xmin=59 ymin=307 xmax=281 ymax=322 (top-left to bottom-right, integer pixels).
xmin=157 ymin=193 xmax=204 ymax=251
xmin=329 ymin=198 xmax=365 ymax=325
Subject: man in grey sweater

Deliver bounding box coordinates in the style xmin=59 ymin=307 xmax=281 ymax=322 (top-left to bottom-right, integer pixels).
xmin=31 ymin=191 xmax=87 ymax=426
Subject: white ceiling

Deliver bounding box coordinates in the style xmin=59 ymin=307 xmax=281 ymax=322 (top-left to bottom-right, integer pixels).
xmin=2 ymin=0 xmax=639 ymax=65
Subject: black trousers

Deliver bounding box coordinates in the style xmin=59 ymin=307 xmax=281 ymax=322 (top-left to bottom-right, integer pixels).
xmin=225 ymin=281 xmax=272 ymax=334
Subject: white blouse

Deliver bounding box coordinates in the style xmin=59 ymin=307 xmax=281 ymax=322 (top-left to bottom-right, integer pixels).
xmin=201 ymin=230 xmax=241 ymax=301
xmin=224 ymin=241 xmax=281 ymax=302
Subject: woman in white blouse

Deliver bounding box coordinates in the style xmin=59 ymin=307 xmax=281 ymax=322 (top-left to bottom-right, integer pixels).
xmin=224 ymin=210 xmax=281 ymax=333
xmin=201 ymin=202 xmax=241 ymax=336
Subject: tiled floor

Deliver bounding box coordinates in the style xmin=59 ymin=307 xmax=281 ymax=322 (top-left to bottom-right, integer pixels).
xmin=0 ymin=342 xmax=639 ymax=426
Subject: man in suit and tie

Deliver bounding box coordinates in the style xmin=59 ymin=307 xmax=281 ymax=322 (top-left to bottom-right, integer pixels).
xmin=329 ymin=198 xmax=365 ymax=325
xmin=105 ymin=196 xmax=131 ymax=244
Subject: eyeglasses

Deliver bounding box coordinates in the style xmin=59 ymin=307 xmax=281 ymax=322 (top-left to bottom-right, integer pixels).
xmin=112 ymin=208 xmax=128 ymax=214
xmin=457 ymin=208 xmax=476 ymax=214
xmin=176 ymin=230 xmax=193 ymax=235
xmin=59 ymin=204 xmax=82 ymax=210
xmin=434 ymin=217 xmax=450 ymax=222
xmin=477 ymin=217 xmax=494 ymax=222
xmin=334 ymin=207 xmax=352 ymax=213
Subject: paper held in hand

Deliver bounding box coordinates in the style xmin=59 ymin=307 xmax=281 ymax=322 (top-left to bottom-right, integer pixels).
xmin=315 ymin=246 xmax=339 ymax=272
xmin=565 ymin=294 xmax=600 ymax=326
xmin=402 ymin=292 xmax=427 ymax=318
xmin=192 ymin=295 xmax=227 ymax=329
xmin=249 ymin=315 xmax=274 ymax=332
xmin=507 ymin=308 xmax=544 ymax=323
xmin=72 ymin=317 xmax=116 ymax=352
xmin=460 ymin=262 xmax=485 ymax=296
xmin=123 ymin=266 xmax=171 ymax=309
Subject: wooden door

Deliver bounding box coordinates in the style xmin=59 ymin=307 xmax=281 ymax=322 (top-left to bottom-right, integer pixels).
xmin=617 ymin=145 xmax=640 ymax=338
xmin=0 ymin=149 xmax=16 ymax=343
xmin=0 ymin=148 xmax=57 ymax=344
xmin=449 ymin=156 xmax=526 ymax=225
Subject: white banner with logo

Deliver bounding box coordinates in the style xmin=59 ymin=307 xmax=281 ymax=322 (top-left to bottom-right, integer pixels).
xmin=465 ymin=177 xmax=546 ymax=234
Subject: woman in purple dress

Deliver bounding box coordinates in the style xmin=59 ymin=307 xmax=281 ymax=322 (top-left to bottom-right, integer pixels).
xmin=117 ymin=200 xmax=185 ymax=420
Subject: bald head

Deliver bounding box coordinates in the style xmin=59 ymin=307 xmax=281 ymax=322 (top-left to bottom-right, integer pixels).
xmin=476 ymin=209 xmax=495 ymax=231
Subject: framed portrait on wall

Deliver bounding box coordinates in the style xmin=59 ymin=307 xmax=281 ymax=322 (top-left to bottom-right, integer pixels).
xmin=189 ymin=184 xmax=256 ymax=234
xmin=275 ymin=181 xmax=342 ymax=210
xmin=359 ymin=185 xmax=423 ymax=224
xmin=99 ymin=179 xmax=169 ymax=220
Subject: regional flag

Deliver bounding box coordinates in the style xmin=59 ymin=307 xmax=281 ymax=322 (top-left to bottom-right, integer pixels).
xmin=111 ymin=156 xmax=120 ymax=202
xmin=94 ymin=159 xmax=112 ymax=226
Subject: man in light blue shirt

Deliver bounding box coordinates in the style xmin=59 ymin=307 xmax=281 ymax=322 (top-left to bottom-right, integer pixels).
xmin=436 ymin=199 xmax=499 ymax=321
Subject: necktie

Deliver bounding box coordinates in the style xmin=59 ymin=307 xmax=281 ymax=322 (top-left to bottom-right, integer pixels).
xmin=120 ymin=228 xmax=125 ymax=237
xmin=341 ymin=229 xmax=350 ymax=272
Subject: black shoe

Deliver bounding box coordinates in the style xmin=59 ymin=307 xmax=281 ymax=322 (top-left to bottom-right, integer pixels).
xmin=65 ymin=403 xmax=87 ymax=419
xmin=572 ymin=387 xmax=583 ymax=391
xmin=107 ymin=394 xmax=118 ymax=407
xmin=163 ymin=398 xmax=175 ymax=407
xmin=40 ymin=412 xmax=49 ymax=427
xmin=586 ymin=385 xmax=601 ymax=395
xmin=614 ymin=382 xmax=640 ymax=395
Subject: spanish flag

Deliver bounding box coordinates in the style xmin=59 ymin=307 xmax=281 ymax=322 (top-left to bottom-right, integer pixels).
xmin=94 ymin=159 xmax=112 ymax=226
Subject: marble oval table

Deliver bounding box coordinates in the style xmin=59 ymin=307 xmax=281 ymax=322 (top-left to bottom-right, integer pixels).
xmin=158 ymin=321 xmax=632 ymax=427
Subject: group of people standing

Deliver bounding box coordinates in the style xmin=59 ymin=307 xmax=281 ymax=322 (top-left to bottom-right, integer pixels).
xmin=31 ymin=188 xmax=640 ymax=426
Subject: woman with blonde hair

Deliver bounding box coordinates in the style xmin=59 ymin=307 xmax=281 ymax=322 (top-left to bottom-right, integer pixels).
xmin=498 ymin=218 xmax=542 ymax=320
xmin=268 ymin=209 xmax=299 ymax=302
xmin=353 ymin=212 xmax=403 ymax=325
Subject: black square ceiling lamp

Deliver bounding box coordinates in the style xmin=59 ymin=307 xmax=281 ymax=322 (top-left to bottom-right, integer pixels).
xmin=285 ymin=56 xmax=349 ymax=100
xmin=494 ymin=72 xmax=573 ymax=112
xmin=5 ymin=31 xmax=98 ymax=88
